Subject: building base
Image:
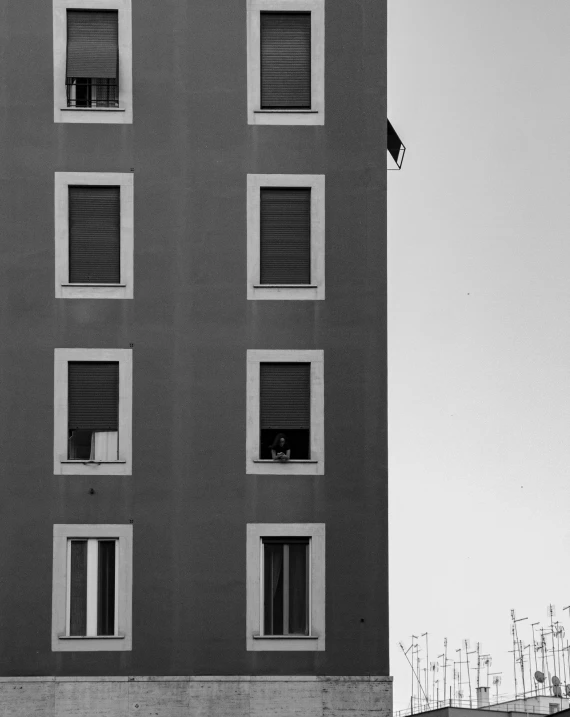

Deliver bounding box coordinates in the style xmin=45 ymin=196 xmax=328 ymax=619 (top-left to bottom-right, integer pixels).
xmin=0 ymin=675 xmax=392 ymax=716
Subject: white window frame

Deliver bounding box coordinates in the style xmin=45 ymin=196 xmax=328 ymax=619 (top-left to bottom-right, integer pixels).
xmin=53 ymin=0 xmax=133 ymax=124
xmin=52 ymin=524 xmax=132 ymax=652
xmin=246 ymin=523 xmax=325 ymax=651
xmin=54 ymin=348 xmax=132 ymax=476
xmin=55 ymin=172 xmax=134 ymax=299
xmin=247 ymin=0 xmax=325 ymax=126
xmin=247 ymin=174 xmax=325 ymax=301
xmin=246 ymin=349 xmax=324 ymax=475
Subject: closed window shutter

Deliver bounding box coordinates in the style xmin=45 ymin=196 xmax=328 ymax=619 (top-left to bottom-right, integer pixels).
xmin=67 ymin=10 xmax=118 ymax=79
xmin=68 ymin=362 xmax=119 ymax=431
xmin=260 ymin=12 xmax=311 ymax=109
xmin=260 ymin=188 xmax=311 ymax=285
xmin=69 ymin=186 xmax=120 ymax=284
xmin=260 ymin=363 xmax=311 ymax=430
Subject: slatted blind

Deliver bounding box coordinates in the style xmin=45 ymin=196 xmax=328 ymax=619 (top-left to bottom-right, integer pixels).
xmin=260 ymin=363 xmax=310 ymax=429
xmin=69 ymin=186 xmax=120 ymax=284
xmin=67 ymin=10 xmax=118 ymax=79
xmin=260 ymin=12 xmax=311 ymax=109
xmin=68 ymin=362 xmax=119 ymax=431
xmin=260 ymin=188 xmax=311 ymax=285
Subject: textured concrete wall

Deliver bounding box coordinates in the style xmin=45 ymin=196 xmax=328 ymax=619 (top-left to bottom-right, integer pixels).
xmin=0 ymin=676 xmax=392 ymax=717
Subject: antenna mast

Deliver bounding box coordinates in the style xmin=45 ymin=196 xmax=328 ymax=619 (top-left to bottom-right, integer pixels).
xmin=444 ymin=638 xmax=448 ymax=704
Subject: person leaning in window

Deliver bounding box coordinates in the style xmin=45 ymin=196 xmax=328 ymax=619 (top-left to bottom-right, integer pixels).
xmin=271 ymin=433 xmax=291 ymax=462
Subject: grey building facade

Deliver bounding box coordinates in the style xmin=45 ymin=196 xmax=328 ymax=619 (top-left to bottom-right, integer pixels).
xmin=0 ymin=1 xmax=390 ymax=714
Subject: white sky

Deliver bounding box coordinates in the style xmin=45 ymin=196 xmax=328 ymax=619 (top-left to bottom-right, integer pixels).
xmin=388 ymin=1 xmax=570 ymax=711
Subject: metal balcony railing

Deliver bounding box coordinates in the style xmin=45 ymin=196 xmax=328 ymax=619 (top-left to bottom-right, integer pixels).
xmin=66 ymin=77 xmax=119 ymax=108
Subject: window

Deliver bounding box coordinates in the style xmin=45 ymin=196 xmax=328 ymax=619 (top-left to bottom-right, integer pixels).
xmin=246 ymin=350 xmax=324 ymax=475
xmin=247 ymin=174 xmax=325 ymax=300
xmin=247 ymin=0 xmax=324 ymax=125
xmin=53 ymin=0 xmax=132 ymax=124
xmin=55 ymin=172 xmax=134 ymax=299
xmin=52 ymin=524 xmax=133 ymax=651
xmin=66 ymin=10 xmax=118 ymax=108
xmin=54 ymin=349 xmax=132 ymax=475
xmin=246 ymin=523 xmax=325 ymax=651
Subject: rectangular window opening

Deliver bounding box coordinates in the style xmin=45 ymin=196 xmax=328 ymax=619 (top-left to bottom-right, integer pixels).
xmin=68 ymin=185 xmax=121 ymax=284
xmin=260 ymin=12 xmax=311 ymax=109
xmin=263 ymin=538 xmax=309 ymax=636
xmin=260 ymin=188 xmax=311 ymax=285
xmin=259 ymin=362 xmax=311 ymax=460
xmin=68 ymin=538 xmax=117 ymax=637
xmin=68 ymin=361 xmax=119 ymax=461
xmin=66 ymin=10 xmax=119 ymax=108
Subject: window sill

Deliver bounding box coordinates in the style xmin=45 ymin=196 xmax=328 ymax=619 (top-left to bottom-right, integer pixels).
xmin=252 ymin=459 xmax=318 ymax=464
xmin=61 ymin=107 xmax=126 ymax=113
xmin=253 ymin=635 xmax=318 ymax=640
xmin=253 ymin=284 xmax=317 ymax=289
xmin=60 ymin=460 xmax=127 ymax=465
xmin=255 ymin=109 xmax=318 ymax=114
xmin=61 ymin=283 xmax=127 ymax=287
xmin=59 ymin=635 xmax=125 ymax=640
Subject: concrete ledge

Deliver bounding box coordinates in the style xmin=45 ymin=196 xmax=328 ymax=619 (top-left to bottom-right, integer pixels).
xmin=0 ymin=676 xmax=392 ymax=716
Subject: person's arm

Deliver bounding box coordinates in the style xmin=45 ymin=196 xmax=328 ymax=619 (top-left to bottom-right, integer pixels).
xmin=271 ymin=449 xmax=278 ymax=461
xmin=283 ymin=449 xmax=290 ymax=461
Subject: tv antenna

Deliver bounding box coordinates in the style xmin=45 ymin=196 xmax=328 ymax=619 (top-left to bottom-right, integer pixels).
xmin=491 ymin=673 xmax=502 ymax=702
xmin=511 ymin=609 xmax=528 ymax=695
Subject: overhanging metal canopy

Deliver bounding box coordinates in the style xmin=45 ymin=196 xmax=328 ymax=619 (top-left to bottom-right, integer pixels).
xmin=387 ymin=119 xmax=406 ymax=170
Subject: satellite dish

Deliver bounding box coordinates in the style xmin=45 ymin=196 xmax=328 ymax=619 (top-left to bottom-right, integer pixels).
xmin=553 ymin=676 xmax=561 ymax=687
xmin=565 ymin=685 xmax=570 ymax=697
xmin=535 ymin=671 xmax=545 ymax=683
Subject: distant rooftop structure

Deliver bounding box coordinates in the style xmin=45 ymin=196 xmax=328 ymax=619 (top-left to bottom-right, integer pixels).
xmin=396 ymin=689 xmax=570 ymax=717
xmin=387 ymin=119 xmax=406 ymax=169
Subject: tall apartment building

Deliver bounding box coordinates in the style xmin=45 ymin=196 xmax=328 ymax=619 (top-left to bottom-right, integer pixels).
xmin=0 ymin=1 xmax=389 ymax=714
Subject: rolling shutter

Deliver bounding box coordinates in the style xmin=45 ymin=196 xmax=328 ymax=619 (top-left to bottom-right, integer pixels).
xmin=260 ymin=363 xmax=310 ymax=429
xmin=69 ymin=186 xmax=120 ymax=284
xmin=260 ymin=12 xmax=311 ymax=109
xmin=68 ymin=362 xmax=119 ymax=431
xmin=260 ymin=188 xmax=311 ymax=285
xmin=67 ymin=10 xmax=118 ymax=79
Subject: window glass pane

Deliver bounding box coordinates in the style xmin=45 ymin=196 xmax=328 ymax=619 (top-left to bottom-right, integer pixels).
xmin=263 ymin=542 xmax=284 ymax=635
xmin=69 ymin=540 xmax=87 ymax=636
xmin=259 ymin=362 xmax=311 ymax=459
xmin=288 ymin=542 xmax=308 ymax=635
xmin=97 ymin=540 xmax=116 ymax=636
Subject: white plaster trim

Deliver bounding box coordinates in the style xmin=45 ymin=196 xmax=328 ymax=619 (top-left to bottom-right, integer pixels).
xmin=53 ymin=0 xmax=133 ymax=124
xmin=53 ymin=348 xmax=132 ymax=475
xmin=247 ymin=175 xmax=325 ymax=301
xmin=246 ymin=350 xmax=324 ymax=475
xmin=52 ymin=524 xmax=133 ymax=652
xmin=247 ymin=0 xmax=324 ymax=125
xmin=55 ymin=172 xmax=134 ymax=300
xmin=246 ymin=523 xmax=325 ymax=651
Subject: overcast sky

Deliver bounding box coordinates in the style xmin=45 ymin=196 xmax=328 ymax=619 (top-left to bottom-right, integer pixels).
xmin=388 ymin=1 xmax=570 ymax=711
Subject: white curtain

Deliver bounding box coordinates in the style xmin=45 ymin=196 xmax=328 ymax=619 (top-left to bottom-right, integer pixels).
xmin=90 ymin=431 xmax=118 ymax=461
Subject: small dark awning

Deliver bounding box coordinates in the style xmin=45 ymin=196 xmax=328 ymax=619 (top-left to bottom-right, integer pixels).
xmin=388 ymin=119 xmax=406 ymax=169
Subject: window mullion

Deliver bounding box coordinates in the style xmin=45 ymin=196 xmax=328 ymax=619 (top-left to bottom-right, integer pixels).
xmin=86 ymin=539 xmax=98 ymax=636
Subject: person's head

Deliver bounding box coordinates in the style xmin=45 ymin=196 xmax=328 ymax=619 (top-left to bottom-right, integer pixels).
xmin=271 ymin=433 xmax=288 ymax=450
